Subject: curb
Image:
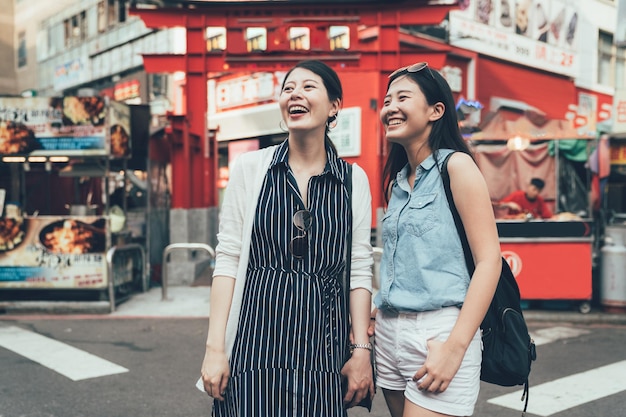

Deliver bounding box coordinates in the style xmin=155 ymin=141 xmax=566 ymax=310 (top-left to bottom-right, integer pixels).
xmin=524 ymin=309 xmax=626 ymax=325
xmin=0 ymin=300 xmax=112 ymax=316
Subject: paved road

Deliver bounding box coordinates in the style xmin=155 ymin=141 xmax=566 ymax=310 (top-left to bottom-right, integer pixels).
xmin=2 ymin=287 xmax=626 ymax=417
xmin=2 ymin=318 xmax=626 ymax=416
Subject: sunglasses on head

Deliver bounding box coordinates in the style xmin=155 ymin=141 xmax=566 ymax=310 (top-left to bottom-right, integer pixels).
xmin=289 ymin=209 xmax=312 ymax=259
xmin=388 ymin=62 xmax=435 ymax=79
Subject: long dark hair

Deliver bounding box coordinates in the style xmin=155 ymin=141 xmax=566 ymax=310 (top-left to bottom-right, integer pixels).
xmin=382 ymin=65 xmax=473 ymax=201
xmin=281 ymin=60 xmax=342 ymax=152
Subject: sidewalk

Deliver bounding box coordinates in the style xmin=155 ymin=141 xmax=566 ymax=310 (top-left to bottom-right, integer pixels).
xmin=111 ymin=285 xmax=211 ymax=318
xmin=2 ymin=281 xmax=626 ymax=324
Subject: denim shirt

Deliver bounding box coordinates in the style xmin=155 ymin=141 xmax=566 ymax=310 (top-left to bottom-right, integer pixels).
xmin=374 ymin=149 xmax=470 ymax=313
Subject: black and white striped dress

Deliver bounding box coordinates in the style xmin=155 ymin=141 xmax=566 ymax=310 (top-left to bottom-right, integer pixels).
xmin=213 ymin=142 xmax=350 ymax=417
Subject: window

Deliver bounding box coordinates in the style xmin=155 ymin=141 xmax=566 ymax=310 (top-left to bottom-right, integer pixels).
xmin=118 ymin=0 xmax=127 ymax=23
xmin=98 ymin=1 xmax=107 ymax=33
xmin=289 ymin=27 xmax=310 ymax=51
xmin=151 ymin=74 xmax=168 ymax=99
xmin=79 ymin=11 xmax=87 ymax=41
xmin=206 ymin=27 xmax=226 ymax=51
xmin=329 ymin=26 xmax=350 ymax=50
xmin=246 ymin=27 xmax=267 ymax=52
xmin=63 ymin=12 xmax=87 ymax=47
xmin=17 ymin=31 xmax=26 ymax=68
xmin=108 ymin=0 xmax=117 ymax=27
xmin=618 ymin=46 xmax=626 ymax=89
xmin=598 ymin=31 xmax=613 ymax=86
xmin=598 ymin=30 xmax=626 ymax=88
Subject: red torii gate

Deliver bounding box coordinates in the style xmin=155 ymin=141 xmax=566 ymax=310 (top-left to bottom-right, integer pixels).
xmin=130 ymin=1 xmax=456 ymax=209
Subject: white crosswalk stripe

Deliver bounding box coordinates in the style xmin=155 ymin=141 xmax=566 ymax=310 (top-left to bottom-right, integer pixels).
xmin=0 ymin=325 xmax=128 ymax=381
xmin=488 ymin=360 xmax=626 ymax=416
xmin=487 ymin=325 xmax=617 ymax=416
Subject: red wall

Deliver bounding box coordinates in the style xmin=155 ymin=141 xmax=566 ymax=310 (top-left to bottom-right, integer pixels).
xmin=477 ymin=58 xmax=576 ymax=119
xmin=338 ymin=70 xmax=385 ymax=216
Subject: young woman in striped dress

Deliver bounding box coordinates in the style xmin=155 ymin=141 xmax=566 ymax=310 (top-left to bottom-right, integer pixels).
xmin=200 ymin=60 xmax=375 ymax=416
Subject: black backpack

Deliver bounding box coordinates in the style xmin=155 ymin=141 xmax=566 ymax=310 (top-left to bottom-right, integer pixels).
xmin=440 ymin=152 xmax=537 ymax=414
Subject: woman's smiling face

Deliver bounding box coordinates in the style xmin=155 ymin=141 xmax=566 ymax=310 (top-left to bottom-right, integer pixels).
xmin=380 ymin=75 xmax=436 ymax=146
xmin=279 ymin=67 xmax=338 ymax=134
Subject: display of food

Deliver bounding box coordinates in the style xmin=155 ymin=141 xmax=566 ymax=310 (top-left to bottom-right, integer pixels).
xmin=110 ymin=124 xmax=130 ymax=157
xmin=0 ymin=121 xmax=40 ymax=155
xmin=40 ymin=219 xmax=105 ymax=254
xmin=0 ymin=217 xmax=26 ymax=252
xmin=62 ymin=96 xmax=106 ymax=126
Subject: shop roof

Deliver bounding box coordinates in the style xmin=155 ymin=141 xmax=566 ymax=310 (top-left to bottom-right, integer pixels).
xmin=468 ymin=108 xmax=595 ymax=141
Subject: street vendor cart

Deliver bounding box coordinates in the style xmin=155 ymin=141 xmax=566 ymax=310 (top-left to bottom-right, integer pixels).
xmin=469 ymin=108 xmax=596 ymax=313
xmin=0 ymin=96 xmax=148 ymax=312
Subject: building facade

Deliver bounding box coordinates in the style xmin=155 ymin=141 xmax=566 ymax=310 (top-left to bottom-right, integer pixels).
xmin=0 ymin=0 xmax=17 ymax=95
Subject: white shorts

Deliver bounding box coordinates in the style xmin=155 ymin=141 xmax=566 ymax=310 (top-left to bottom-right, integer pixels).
xmin=374 ymin=307 xmax=482 ymax=416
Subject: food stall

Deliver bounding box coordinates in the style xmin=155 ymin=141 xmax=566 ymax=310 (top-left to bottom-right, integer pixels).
xmin=0 ymin=96 xmax=147 ymax=312
xmin=468 ymin=108 xmax=596 ymax=313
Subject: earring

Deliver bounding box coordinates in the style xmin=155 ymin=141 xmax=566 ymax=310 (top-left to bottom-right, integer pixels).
xmin=279 ymin=120 xmax=288 ymax=132
xmin=327 ymin=114 xmax=338 ymax=130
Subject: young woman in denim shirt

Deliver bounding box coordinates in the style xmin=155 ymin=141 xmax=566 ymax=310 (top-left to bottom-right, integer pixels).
xmin=370 ymin=63 xmax=502 ymax=417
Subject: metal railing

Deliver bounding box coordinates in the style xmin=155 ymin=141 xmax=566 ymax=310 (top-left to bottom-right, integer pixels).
xmin=161 ymin=243 xmax=216 ymax=301
xmin=106 ymin=243 xmax=147 ymax=313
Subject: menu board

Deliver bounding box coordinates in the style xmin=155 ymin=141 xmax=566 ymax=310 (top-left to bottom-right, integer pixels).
xmin=0 ymin=97 xmax=108 ymax=157
xmin=0 ymin=216 xmax=108 ymax=289
xmin=108 ymin=100 xmax=132 ymax=159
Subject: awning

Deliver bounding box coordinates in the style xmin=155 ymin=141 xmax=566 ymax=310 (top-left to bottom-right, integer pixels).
xmin=468 ymin=108 xmax=595 ymax=141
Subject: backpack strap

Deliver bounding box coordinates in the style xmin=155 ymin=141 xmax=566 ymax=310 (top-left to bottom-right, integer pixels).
xmin=440 ymin=152 xmax=475 ymax=275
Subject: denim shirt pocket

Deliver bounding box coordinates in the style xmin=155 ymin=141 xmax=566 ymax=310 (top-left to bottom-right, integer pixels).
xmin=381 ymin=207 xmax=397 ymax=241
xmin=404 ymin=192 xmax=438 ymax=237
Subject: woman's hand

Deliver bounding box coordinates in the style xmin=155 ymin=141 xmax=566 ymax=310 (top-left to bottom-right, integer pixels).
xmin=200 ymin=348 xmax=230 ymax=401
xmin=412 ymin=339 xmax=465 ymax=394
xmin=367 ymin=308 xmax=378 ymax=337
xmin=341 ymin=348 xmax=375 ymax=407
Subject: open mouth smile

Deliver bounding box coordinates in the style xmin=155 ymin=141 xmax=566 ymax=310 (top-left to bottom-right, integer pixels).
xmin=289 ymin=105 xmax=309 ymax=115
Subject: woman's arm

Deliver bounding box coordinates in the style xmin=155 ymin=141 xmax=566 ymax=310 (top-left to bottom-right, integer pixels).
xmin=341 ymin=164 xmax=375 ymax=405
xmin=200 ymin=155 xmax=249 ymax=400
xmin=201 ymin=275 xmax=235 ymax=400
xmin=449 ymin=152 xmax=501 ymax=346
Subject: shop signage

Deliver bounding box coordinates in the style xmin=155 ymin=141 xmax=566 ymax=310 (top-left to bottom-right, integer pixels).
xmin=54 ymin=58 xmax=87 ymax=92
xmin=0 ymin=216 xmax=108 ymax=289
xmin=0 ymin=97 xmax=129 ymax=158
xmin=328 ymin=107 xmax=361 ymax=158
xmin=449 ymin=0 xmax=578 ymax=78
xmin=574 ymin=92 xmax=598 ymax=138
xmin=114 ymin=80 xmax=140 ymax=102
xmin=108 ymin=101 xmax=132 ymax=159
xmin=613 ymin=88 xmax=626 ymax=134
xmin=216 ymin=72 xmax=277 ymax=110
xmin=500 ymin=241 xmax=592 ymax=300
xmin=441 ymin=66 xmax=463 ymax=93
xmin=502 ymin=250 xmax=522 ymax=277
xmin=610 ymin=144 xmax=626 ymax=166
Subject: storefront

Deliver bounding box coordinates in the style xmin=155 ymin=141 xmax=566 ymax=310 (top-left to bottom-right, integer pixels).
xmin=468 ymin=107 xmax=596 ymax=312
xmin=0 ymin=96 xmax=150 ymax=311
xmin=130 ymin=0 xmax=460 ymax=249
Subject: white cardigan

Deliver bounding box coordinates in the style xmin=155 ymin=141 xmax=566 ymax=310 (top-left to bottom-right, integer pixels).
xmin=212 ymin=144 xmax=374 ymax=357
